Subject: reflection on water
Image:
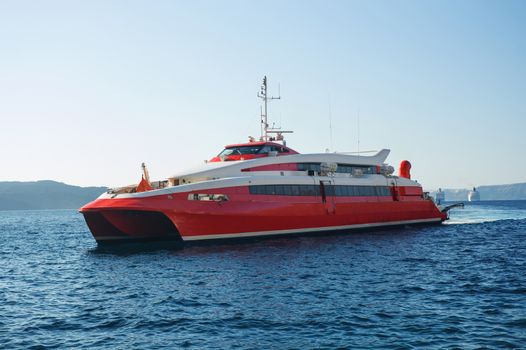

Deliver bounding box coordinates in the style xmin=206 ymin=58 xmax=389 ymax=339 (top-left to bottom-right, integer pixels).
xmin=89 ymin=240 xmax=185 ymax=256
xmin=88 ymin=225 xmax=426 ymax=256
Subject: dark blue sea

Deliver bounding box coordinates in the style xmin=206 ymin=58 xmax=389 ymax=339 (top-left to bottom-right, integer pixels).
xmin=1 ymin=201 xmax=526 ymax=349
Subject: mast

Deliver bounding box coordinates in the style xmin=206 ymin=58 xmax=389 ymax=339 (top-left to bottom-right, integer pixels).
xmin=257 ymin=76 xmax=292 ymax=142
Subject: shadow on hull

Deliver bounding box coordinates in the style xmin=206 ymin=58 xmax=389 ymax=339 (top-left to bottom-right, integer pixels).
xmin=82 ymin=210 xmax=183 ymax=243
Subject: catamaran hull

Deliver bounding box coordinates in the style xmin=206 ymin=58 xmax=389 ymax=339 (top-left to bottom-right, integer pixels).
xmin=80 ymin=194 xmax=446 ymax=243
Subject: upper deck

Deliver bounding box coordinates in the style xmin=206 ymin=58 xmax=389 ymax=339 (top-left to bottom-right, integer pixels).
xmin=173 ymin=149 xmax=393 ymax=185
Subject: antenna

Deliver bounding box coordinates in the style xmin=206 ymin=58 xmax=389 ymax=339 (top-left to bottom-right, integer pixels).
xmin=257 ymin=76 xmax=280 ymax=141
xmin=257 ymin=76 xmax=292 ymax=142
xmin=357 ymin=109 xmax=360 ymax=154
xmin=328 ymin=95 xmax=333 ymax=152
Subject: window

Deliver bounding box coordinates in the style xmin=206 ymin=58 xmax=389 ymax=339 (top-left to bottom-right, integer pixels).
xmin=298 ymin=163 xmax=321 ymax=172
xmin=298 ymin=163 xmax=377 ymax=174
xmin=258 ymin=146 xmax=272 ymax=154
xmin=376 ymin=186 xmax=389 ymax=196
xmin=360 ymin=186 xmax=369 ymax=196
xmin=251 ymin=185 xmax=264 ymax=195
xmin=255 ymin=145 xmax=287 ymax=154
xmin=218 ymin=145 xmax=263 ymax=157
xmin=265 ymin=185 xmax=277 ymax=195
xmin=336 ymin=165 xmax=352 ymax=173
xmin=290 ymin=185 xmax=300 ymax=196
xmin=300 ymin=185 xmax=317 ymax=196
xmin=328 ymin=185 xmax=391 ymax=197
xmin=188 ymin=193 xmax=229 ymax=201
xmin=337 ymin=164 xmax=377 ymax=174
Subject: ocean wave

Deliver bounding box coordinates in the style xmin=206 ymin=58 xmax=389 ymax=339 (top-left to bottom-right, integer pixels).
xmin=2 ymin=206 xmax=526 ymax=349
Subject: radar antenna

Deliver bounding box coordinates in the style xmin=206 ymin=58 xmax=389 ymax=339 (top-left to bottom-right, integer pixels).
xmin=257 ymin=76 xmax=293 ymax=142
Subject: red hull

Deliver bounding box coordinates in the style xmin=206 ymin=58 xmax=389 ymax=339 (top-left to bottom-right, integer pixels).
xmin=80 ymin=186 xmax=446 ymax=242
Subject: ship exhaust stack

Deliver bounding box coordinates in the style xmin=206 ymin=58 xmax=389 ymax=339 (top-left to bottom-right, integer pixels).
xmin=399 ymin=160 xmax=411 ymax=179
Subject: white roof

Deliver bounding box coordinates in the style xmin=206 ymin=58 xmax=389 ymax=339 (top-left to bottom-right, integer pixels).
xmin=170 ymin=149 xmax=391 ymax=183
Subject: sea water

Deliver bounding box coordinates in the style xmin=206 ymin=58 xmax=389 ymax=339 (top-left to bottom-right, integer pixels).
xmin=1 ymin=201 xmax=525 ymax=349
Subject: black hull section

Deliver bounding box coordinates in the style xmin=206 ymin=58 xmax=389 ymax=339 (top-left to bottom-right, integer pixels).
xmin=82 ymin=210 xmax=182 ymax=243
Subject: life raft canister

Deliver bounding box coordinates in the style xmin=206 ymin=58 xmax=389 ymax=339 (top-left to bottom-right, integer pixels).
xmin=399 ymin=160 xmax=411 ymax=179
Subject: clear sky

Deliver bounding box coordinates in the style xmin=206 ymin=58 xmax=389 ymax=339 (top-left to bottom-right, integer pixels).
xmin=1 ymin=0 xmax=525 ymax=189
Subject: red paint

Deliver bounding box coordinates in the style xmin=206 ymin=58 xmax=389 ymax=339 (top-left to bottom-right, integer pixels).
xmin=390 ymin=186 xmax=400 ymax=201
xmin=399 ymin=186 xmax=422 ymax=196
xmin=399 ymin=160 xmax=411 ymax=179
xmin=80 ymin=185 xmax=446 ymax=242
xmin=209 ymin=154 xmax=265 ymax=162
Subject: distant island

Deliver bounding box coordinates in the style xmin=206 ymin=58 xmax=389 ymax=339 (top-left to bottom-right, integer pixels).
xmin=429 ymin=182 xmax=526 ymax=201
xmin=0 ymin=181 xmax=107 ymax=210
xmin=1 ymin=180 xmax=525 ymax=210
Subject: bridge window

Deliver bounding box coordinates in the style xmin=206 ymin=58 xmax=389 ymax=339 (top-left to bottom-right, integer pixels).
xmin=218 ymin=146 xmax=263 ymax=157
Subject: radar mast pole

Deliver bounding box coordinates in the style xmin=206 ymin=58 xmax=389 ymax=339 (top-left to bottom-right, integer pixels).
xmin=257 ymin=76 xmax=281 ymax=141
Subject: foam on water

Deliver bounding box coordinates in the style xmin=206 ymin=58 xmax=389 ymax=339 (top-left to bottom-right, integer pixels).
xmin=446 ymin=200 xmax=526 ymax=224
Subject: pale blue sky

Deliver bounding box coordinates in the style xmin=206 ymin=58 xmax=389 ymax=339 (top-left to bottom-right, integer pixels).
xmin=1 ymin=0 xmax=525 ymax=189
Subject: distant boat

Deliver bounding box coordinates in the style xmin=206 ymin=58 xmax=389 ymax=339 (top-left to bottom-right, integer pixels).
xmin=468 ymin=187 xmax=480 ymax=201
xmin=435 ymin=188 xmax=445 ymax=204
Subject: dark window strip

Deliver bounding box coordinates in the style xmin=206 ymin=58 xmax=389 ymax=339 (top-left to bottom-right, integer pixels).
xmin=297 ymin=163 xmax=377 ymax=174
xmin=249 ymin=185 xmax=391 ymax=197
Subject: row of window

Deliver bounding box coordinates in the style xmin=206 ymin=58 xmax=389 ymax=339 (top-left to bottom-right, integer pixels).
xmin=297 ymin=163 xmax=377 ymax=174
xmin=248 ymin=185 xmax=391 ymax=197
xmin=250 ymin=184 xmax=319 ymax=196
xmin=334 ymin=185 xmax=391 ymax=197
xmin=336 ymin=164 xmax=377 ymax=174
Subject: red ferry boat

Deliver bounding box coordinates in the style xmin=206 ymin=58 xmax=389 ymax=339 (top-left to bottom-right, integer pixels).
xmin=80 ymin=77 xmax=452 ymax=243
